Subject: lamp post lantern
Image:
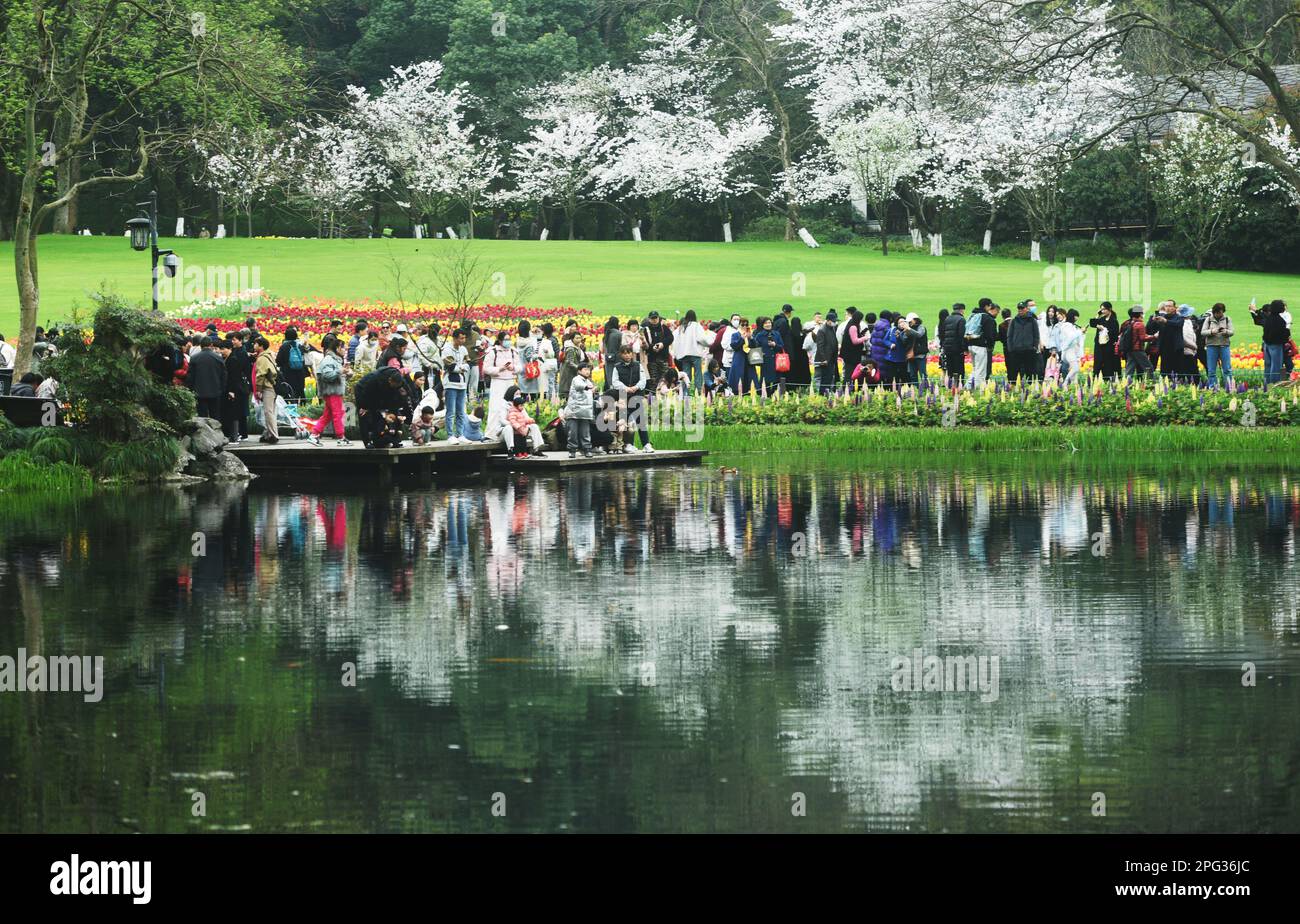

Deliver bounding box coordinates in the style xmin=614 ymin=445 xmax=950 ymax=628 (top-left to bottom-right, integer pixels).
xmin=125 ymin=190 xmax=176 ymax=313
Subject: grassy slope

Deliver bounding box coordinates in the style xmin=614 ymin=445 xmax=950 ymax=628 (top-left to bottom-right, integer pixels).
xmin=1 ymin=236 xmax=1295 ymax=343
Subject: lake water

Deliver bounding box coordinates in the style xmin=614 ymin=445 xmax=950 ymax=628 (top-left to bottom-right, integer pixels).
xmin=2 ymin=457 xmax=1298 ymax=833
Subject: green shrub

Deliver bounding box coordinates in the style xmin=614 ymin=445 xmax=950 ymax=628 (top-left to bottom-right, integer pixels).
xmin=43 ymin=293 xmax=196 ymax=442
xmin=0 ymin=450 xmax=94 ymax=492
xmin=95 ymin=435 xmax=181 ymax=481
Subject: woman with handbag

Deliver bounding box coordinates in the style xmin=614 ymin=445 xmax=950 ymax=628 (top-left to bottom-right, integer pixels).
xmin=516 ymin=320 xmax=542 ymax=404
xmin=752 ymin=316 xmax=786 ymax=393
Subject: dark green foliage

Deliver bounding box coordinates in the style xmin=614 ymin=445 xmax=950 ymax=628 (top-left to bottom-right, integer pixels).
xmin=43 ymin=294 xmax=195 ymax=442
xmin=95 ymin=436 xmax=181 ymax=481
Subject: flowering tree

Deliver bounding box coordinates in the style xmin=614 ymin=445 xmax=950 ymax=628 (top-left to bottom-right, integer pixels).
xmin=825 ymin=109 xmax=923 ymax=254
xmin=593 ymin=21 xmax=772 ymax=238
xmin=347 ymin=60 xmax=503 ymax=237
xmin=286 ymin=120 xmax=385 ymax=238
xmin=952 ymin=0 xmax=1300 ymax=211
xmin=194 ymin=124 xmax=288 ymax=238
xmin=511 ymin=108 xmax=622 ymax=239
xmin=776 ymin=0 xmax=981 ymax=255
xmin=1147 ymin=118 xmax=1255 ymax=272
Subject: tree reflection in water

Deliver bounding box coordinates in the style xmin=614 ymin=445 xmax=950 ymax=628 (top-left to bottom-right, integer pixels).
xmin=1 ymin=462 xmax=1297 ymax=833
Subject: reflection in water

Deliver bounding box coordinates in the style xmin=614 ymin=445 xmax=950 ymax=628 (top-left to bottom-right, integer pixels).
xmin=1 ymin=463 xmax=1298 ymax=833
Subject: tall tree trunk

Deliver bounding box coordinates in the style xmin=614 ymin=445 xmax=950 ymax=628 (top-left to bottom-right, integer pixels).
xmin=13 ymin=176 xmax=41 ymax=377
xmin=52 ymin=153 xmax=81 ymax=234
xmin=767 ymin=90 xmax=799 ymax=240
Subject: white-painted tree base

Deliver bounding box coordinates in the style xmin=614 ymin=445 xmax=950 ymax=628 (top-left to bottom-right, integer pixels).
xmin=1030 ymin=240 xmax=1041 ymax=262
xmin=445 ymin=226 xmax=458 ymax=239
xmin=540 ymin=229 xmax=549 ymax=241
xmin=797 ymin=227 xmax=820 ymax=248
xmin=983 ymin=229 xmax=992 ymax=252
xmin=215 ymin=225 xmax=226 ymax=239
xmin=722 ymin=222 xmax=732 ymax=243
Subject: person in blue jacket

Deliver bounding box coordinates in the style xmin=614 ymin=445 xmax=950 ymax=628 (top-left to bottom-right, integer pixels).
xmin=751 ymin=316 xmax=786 ymax=391
xmin=883 ymin=314 xmax=914 ymax=385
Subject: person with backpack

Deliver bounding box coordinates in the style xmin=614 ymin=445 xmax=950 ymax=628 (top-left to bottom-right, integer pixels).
xmin=940 ymin=303 xmax=967 ymax=387
xmin=1118 ymin=306 xmax=1154 ymax=379
xmin=967 ymin=298 xmax=998 ymax=388
xmin=308 ymin=338 xmax=349 ymax=445
xmin=276 ymin=326 xmax=311 ymax=399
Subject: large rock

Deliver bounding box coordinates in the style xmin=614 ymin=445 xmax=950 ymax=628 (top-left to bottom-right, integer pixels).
xmin=186 ymin=449 xmax=252 ymax=481
xmin=180 ymin=417 xmax=228 ymax=457
xmin=178 ymin=416 xmax=250 ymax=481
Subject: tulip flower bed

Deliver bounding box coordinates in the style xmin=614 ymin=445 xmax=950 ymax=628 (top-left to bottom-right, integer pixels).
xmin=173 ymin=294 xmax=613 ymax=352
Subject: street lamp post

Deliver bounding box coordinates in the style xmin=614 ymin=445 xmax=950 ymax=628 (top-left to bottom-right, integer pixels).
xmin=126 ymin=190 xmax=177 ymax=313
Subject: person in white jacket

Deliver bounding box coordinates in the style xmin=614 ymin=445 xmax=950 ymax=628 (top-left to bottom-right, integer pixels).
xmin=1051 ymin=310 xmax=1086 ymax=384
xmin=671 ymin=310 xmax=712 ymax=392
xmin=482 ymin=331 xmax=519 ymax=438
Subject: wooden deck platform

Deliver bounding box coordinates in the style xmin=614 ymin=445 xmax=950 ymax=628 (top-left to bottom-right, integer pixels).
xmin=489 ymin=449 xmax=708 ymax=471
xmin=228 ymin=437 xmax=502 ymax=484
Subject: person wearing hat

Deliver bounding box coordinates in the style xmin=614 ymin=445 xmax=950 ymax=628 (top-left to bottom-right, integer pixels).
xmin=813 ymin=310 xmax=840 ymax=393
xmin=562 ymin=359 xmax=596 ymax=458
xmin=1004 ymin=301 xmax=1041 ymax=384
xmin=1118 ymin=306 xmax=1154 ymax=379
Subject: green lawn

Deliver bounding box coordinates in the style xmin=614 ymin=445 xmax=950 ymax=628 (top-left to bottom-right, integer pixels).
xmin=2 ymin=235 xmax=1295 ymax=343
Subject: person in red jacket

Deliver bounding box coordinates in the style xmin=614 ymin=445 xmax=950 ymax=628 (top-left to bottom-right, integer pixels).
xmin=1120 ymin=306 xmax=1154 ymax=378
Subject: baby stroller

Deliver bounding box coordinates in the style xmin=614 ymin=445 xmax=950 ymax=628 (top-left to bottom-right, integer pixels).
xmin=275 ymin=395 xmax=314 ymax=440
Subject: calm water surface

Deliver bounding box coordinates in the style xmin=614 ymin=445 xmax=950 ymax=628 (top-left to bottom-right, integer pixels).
xmin=2 ymin=457 xmax=1298 ymax=833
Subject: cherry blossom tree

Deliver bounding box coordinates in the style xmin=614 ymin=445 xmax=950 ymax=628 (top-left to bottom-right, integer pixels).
xmin=1147 ymin=117 xmax=1255 ymax=272
xmin=593 ymin=21 xmax=772 ymax=239
xmin=285 ymin=120 xmax=385 ymax=238
xmin=194 ymin=124 xmax=289 ymax=238
xmin=347 ymin=60 xmax=504 ymax=238
xmin=511 ymin=108 xmax=622 ymax=240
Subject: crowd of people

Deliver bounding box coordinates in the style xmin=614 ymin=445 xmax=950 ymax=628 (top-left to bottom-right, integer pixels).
xmin=138 ymin=295 xmax=1293 ymax=456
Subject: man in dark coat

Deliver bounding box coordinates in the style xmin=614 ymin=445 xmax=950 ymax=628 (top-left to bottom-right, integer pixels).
xmin=1004 ymin=302 xmax=1041 ymax=384
xmin=813 ymin=310 xmax=840 ymax=393
xmin=939 ymin=303 xmax=967 ymax=387
xmin=188 ymin=336 xmax=227 ymax=420
xmin=355 ymin=367 xmax=410 ymax=448
xmin=224 ymin=331 xmax=253 ymax=441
